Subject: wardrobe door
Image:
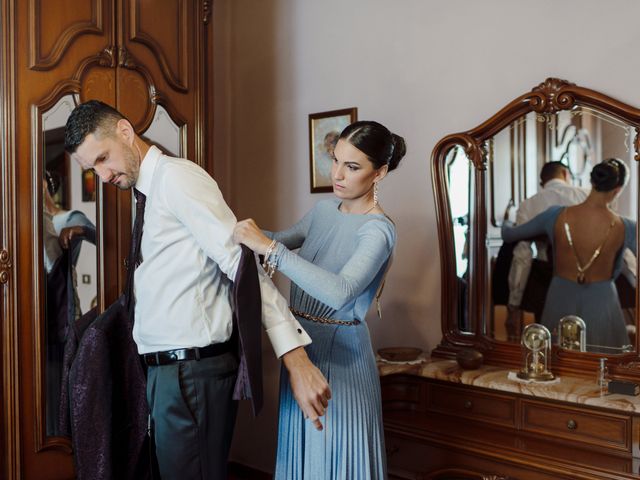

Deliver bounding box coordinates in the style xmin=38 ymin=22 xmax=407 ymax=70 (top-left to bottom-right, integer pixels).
xmin=110 ymin=0 xmax=214 ymax=290
xmin=5 ymin=1 xmax=116 ymax=478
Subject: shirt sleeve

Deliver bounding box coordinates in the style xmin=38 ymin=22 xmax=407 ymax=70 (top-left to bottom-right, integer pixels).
xmin=162 ymin=162 xmax=311 ymax=357
xmin=507 ymin=202 xmax=534 ymax=307
xmin=271 ymin=219 xmax=395 ymax=311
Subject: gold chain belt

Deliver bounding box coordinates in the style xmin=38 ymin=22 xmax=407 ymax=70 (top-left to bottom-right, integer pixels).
xmin=289 ymin=307 xmax=361 ymax=326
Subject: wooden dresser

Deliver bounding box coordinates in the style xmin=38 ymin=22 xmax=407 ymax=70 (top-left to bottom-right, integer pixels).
xmin=381 ymin=358 xmax=640 ymax=480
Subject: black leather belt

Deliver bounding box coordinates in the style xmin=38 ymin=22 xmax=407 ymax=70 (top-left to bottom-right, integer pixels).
xmin=142 ymin=341 xmax=234 ymax=366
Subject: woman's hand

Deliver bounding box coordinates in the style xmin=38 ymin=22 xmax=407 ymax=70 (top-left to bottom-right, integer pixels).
xmin=58 ymin=226 xmax=87 ymax=249
xmin=233 ymin=218 xmax=273 ymax=255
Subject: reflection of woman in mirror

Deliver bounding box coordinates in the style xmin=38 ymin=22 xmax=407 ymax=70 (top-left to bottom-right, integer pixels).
xmin=502 ymin=158 xmax=636 ymax=350
xmin=234 ymin=121 xmax=406 ymax=479
xmin=44 ymin=170 xmax=96 ymax=264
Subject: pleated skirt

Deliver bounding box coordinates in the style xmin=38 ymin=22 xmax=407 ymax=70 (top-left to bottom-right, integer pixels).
xmin=274 ymin=317 xmax=386 ymax=480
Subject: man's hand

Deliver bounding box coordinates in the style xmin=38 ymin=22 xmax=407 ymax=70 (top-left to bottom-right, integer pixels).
xmin=58 ymin=226 xmax=86 ymax=249
xmin=282 ymin=346 xmax=331 ymax=431
xmin=233 ymin=219 xmax=273 ymax=255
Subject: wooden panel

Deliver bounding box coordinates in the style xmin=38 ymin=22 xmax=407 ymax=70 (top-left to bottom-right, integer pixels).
xmin=127 ymin=0 xmax=188 ymax=91
xmin=29 ymin=0 xmax=111 ymax=70
xmin=427 ymin=383 xmax=516 ymax=428
xmin=521 ymin=400 xmax=631 ymax=452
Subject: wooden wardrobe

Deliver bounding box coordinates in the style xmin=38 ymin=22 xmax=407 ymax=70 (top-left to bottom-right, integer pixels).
xmin=0 ymin=1 xmax=215 ymax=478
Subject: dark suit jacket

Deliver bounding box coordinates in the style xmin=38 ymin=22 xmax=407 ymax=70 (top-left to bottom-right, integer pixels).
xmin=61 ymin=247 xmax=263 ymax=479
xmin=65 ymin=295 xmax=151 ymax=480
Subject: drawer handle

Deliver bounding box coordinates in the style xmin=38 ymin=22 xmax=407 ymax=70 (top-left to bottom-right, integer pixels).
xmin=464 ymin=400 xmax=473 ymax=410
xmin=567 ymin=419 xmax=578 ymax=430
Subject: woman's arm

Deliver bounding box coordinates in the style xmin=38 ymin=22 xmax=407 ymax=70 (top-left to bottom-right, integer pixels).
xmin=272 ymin=220 xmax=395 ymax=311
xmin=501 ymin=206 xmax=560 ymax=244
xmin=263 ymin=208 xmax=315 ymax=250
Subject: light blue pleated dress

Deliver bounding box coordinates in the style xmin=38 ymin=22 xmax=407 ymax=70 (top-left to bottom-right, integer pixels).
xmin=267 ymin=199 xmax=396 ymax=480
xmin=502 ymin=205 xmax=637 ymax=349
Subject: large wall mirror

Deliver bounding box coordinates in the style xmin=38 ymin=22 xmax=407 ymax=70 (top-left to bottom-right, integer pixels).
xmin=40 ymin=93 xmax=99 ymax=438
xmin=432 ymin=78 xmax=640 ymax=379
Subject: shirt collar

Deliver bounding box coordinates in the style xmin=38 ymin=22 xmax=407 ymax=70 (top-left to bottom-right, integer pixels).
xmin=543 ymin=178 xmax=565 ymax=189
xmin=135 ymin=145 xmax=162 ymax=196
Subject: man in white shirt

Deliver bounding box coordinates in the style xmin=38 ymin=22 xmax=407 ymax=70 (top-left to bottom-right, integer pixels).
xmin=64 ymin=101 xmax=330 ymax=479
xmin=505 ymin=161 xmax=588 ymax=338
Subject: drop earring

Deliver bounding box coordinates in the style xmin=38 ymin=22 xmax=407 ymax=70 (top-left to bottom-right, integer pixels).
xmin=373 ymin=182 xmax=379 ymax=207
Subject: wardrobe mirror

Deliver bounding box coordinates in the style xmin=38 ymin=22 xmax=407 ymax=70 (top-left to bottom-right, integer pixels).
xmin=42 ymin=93 xmax=98 ymax=436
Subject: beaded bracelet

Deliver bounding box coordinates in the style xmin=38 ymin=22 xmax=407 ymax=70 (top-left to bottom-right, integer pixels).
xmin=262 ymin=239 xmax=277 ymax=278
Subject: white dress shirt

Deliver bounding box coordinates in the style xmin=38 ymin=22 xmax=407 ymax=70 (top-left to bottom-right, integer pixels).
xmin=508 ymin=179 xmax=588 ymax=306
xmin=133 ymin=146 xmax=311 ymax=355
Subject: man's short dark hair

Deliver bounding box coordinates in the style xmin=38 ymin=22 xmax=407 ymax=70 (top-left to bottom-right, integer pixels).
xmin=540 ymin=161 xmax=569 ymax=185
xmin=64 ymin=100 xmax=126 ymax=154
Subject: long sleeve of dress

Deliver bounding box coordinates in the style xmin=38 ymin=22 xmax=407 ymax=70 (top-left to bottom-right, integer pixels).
xmin=272 ymin=219 xmax=395 ymax=311
xmin=501 ymin=206 xmax=561 ymax=245
xmin=264 ymin=208 xmax=314 ymax=250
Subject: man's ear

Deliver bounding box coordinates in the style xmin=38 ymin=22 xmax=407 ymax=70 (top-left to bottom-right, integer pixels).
xmin=115 ymin=118 xmax=135 ymax=145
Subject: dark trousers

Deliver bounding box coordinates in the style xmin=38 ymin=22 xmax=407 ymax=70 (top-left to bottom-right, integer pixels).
xmin=147 ymin=352 xmax=239 ymax=480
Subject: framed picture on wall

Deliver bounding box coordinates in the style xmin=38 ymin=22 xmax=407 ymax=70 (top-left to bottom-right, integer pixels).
xmin=309 ymin=107 xmax=357 ymax=193
xmin=82 ymin=169 xmax=96 ymax=202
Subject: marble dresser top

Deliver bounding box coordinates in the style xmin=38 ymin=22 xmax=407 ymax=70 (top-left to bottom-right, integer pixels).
xmin=378 ymin=356 xmax=640 ymax=414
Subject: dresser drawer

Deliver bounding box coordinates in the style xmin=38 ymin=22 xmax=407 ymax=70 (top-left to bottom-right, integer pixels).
xmin=427 ymin=383 xmax=516 ymax=427
xmin=521 ymin=400 xmax=631 ymax=452
xmin=381 ymin=375 xmax=426 ymax=412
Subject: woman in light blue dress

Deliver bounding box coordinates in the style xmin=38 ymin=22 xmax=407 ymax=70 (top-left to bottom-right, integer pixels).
xmin=502 ymin=159 xmax=636 ymax=350
xmin=234 ymin=121 xmax=406 ymax=479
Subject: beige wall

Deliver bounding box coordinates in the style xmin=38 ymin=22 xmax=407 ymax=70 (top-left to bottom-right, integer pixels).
xmin=213 ymin=0 xmax=640 ymax=472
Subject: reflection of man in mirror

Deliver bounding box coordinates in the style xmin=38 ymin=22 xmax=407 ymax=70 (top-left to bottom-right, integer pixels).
xmin=505 ymin=162 xmax=588 ymax=339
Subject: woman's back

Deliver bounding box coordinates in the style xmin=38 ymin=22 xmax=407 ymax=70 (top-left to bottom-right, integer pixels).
xmin=553 ymin=204 xmax=625 ymax=283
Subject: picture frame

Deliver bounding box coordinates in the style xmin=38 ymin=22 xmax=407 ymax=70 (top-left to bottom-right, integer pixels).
xmin=309 ymin=107 xmax=357 ymax=193
xmin=81 ymin=169 xmax=96 ymax=202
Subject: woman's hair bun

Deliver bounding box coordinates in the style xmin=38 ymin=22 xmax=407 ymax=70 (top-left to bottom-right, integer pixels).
xmin=388 ymin=134 xmax=406 ymax=171
xmin=590 ymin=158 xmax=627 ymax=192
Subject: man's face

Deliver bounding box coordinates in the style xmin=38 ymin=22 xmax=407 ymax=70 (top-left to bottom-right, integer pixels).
xmin=71 ymin=130 xmax=140 ymax=190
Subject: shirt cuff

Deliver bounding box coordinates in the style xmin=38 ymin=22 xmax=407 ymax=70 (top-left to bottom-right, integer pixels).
xmin=265 ymin=314 xmax=312 ymax=358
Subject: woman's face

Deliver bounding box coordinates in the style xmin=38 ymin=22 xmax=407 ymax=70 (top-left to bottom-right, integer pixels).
xmin=331 ymin=139 xmax=384 ymax=201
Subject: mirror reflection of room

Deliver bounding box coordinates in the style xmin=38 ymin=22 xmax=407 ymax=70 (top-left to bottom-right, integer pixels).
xmin=488 ymin=107 xmax=637 ymax=354
xmin=42 ymin=95 xmax=98 ymax=436
xmin=445 ymin=146 xmax=473 ymax=333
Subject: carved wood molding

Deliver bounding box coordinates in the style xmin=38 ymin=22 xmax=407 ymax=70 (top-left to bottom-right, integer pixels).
xmin=28 ymin=0 xmax=105 ymax=70
xmin=127 ymin=0 xmax=189 ymax=92
xmin=2 ymin=0 xmax=20 ymax=477
xmin=202 ymin=0 xmax=211 ymax=24
xmin=0 ymin=249 xmax=11 ymax=284
xmin=115 ymin=47 xmax=188 ymax=135
xmin=431 ymin=78 xmax=640 ymax=381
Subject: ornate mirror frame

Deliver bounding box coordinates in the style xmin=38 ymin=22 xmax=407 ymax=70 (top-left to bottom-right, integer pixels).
xmin=431 ymin=77 xmax=640 ymax=380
